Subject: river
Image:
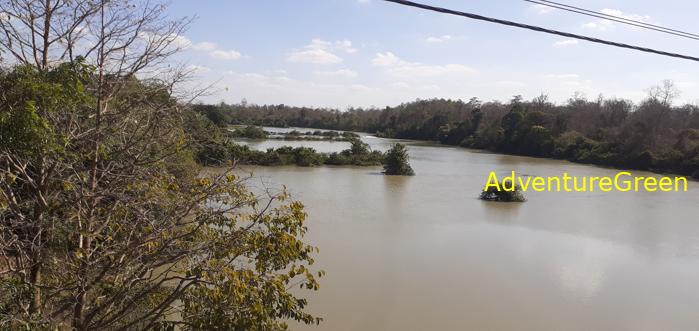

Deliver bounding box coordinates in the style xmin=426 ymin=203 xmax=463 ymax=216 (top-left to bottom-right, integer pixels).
xmin=234 ymin=128 xmax=699 ymax=331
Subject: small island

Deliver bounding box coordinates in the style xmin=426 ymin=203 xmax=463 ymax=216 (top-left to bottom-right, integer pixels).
xmin=479 ymin=179 xmax=526 ymax=202
xmin=228 ymin=125 xmax=360 ymax=141
xmin=383 ymin=143 xmax=415 ymax=176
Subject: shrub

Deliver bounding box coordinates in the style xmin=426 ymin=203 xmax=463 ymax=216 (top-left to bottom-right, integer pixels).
xmin=383 ymin=143 xmax=415 ymax=176
xmin=479 ymin=179 xmax=526 ymax=202
xmin=349 ymin=139 xmax=370 ymax=155
xmin=230 ymin=125 xmax=267 ymax=139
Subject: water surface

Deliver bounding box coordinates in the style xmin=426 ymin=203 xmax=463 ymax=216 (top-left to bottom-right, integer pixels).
xmin=235 ymin=132 xmax=699 ymax=331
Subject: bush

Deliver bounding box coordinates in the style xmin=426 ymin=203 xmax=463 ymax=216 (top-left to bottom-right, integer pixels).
xmin=349 ymin=139 xmax=370 ymax=155
xmin=229 ymin=125 xmax=267 ymax=139
xmin=383 ymin=143 xmax=415 ymax=176
xmin=293 ymin=147 xmax=325 ymax=166
xmin=479 ymin=179 xmax=526 ymax=202
xmin=626 ymin=150 xmax=655 ymax=170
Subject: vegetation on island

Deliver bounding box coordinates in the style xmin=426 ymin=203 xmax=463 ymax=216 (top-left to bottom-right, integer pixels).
xmin=228 ymin=125 xmax=268 ymax=139
xmin=480 ymin=180 xmax=526 ymax=202
xmin=229 ymin=125 xmax=360 ymax=141
xmin=0 ymin=1 xmax=321 ymax=330
xmin=383 ymin=143 xmax=415 ymax=176
xmin=194 ymin=84 xmax=699 ymax=179
xmin=193 ymin=123 xmax=385 ymax=167
xmin=231 ymin=141 xmax=384 ymax=167
xmin=269 ymin=129 xmax=360 ymax=141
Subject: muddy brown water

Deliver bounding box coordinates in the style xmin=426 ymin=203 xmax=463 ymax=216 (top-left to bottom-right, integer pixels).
xmin=234 ymin=129 xmax=699 ymax=331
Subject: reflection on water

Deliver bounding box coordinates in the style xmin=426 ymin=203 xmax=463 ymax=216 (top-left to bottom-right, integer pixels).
xmin=234 ymin=132 xmax=699 ymax=331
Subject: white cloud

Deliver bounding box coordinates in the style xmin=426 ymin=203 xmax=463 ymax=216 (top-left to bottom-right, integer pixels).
xmin=546 ymin=74 xmax=580 ymax=80
xmin=357 ymin=0 xmax=370 ymax=3
xmin=287 ymin=48 xmax=342 ymax=64
xmin=371 ymin=52 xmax=406 ymax=66
xmin=583 ymin=8 xmax=652 ymax=31
xmin=186 ymin=64 xmax=211 ymax=73
xmin=207 ymin=70 xmax=481 ymax=109
xmin=164 ymin=34 xmax=244 ymax=60
xmin=192 ymin=41 xmax=217 ymax=52
xmin=210 ymin=49 xmax=242 ymax=60
xmin=676 ymin=81 xmax=697 ymax=89
xmin=335 ymin=39 xmax=358 ymax=53
xmin=388 ymin=64 xmax=476 ymax=78
xmin=309 ymin=38 xmax=332 ymax=49
xmin=155 ymin=33 xmax=194 ymax=49
xmin=531 ymin=4 xmax=554 ymax=14
xmin=495 ymin=81 xmax=527 ymax=87
xmin=554 ymin=39 xmax=579 ymax=47
xmin=544 ymin=73 xmax=591 ymax=88
xmin=306 ymin=38 xmax=357 ymax=53
xmin=315 ymin=69 xmax=358 ymax=78
xmin=426 ymin=35 xmax=452 ymax=43
xmin=582 ymin=21 xmax=614 ymax=31
xmin=211 ymin=71 xmax=384 ymax=107
xmin=600 ymin=8 xmax=651 ymax=22
xmin=372 ymin=52 xmax=476 ymax=79
xmin=287 ymin=38 xmax=357 ymax=64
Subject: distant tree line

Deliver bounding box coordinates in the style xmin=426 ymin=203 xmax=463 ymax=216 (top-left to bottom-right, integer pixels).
xmin=194 ymin=82 xmax=699 ymax=179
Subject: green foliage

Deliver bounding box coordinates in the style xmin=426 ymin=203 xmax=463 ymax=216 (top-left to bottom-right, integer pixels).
xmin=383 ymin=143 xmax=415 ymax=176
xmin=518 ymin=125 xmax=554 ymax=156
xmin=229 ymin=125 xmax=268 ymax=139
xmin=627 ymin=150 xmax=655 ymax=170
xmin=292 ymin=147 xmax=325 ymax=166
xmin=0 ymin=62 xmax=93 ymax=159
xmin=325 ymin=139 xmax=384 ymax=166
xmin=227 ymin=144 xmax=384 ymax=167
xmin=267 ymin=130 xmax=358 ymax=142
xmin=479 ymin=180 xmax=526 ymax=202
xmin=349 ymin=139 xmax=370 ymax=155
xmin=177 ymin=194 xmax=323 ymax=331
xmin=186 ymin=118 xmax=387 ymax=167
xmin=206 ymin=91 xmax=699 ymax=177
xmin=1 ymin=63 xmax=322 ymax=330
xmin=196 ymin=104 xmax=234 ymax=127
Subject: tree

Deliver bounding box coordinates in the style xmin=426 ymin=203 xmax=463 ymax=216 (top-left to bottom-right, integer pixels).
xmin=191 ymin=86 xmax=698 ymax=177
xmin=0 ymin=1 xmax=321 ymax=330
xmin=648 ymin=80 xmax=680 ymax=106
xmin=383 ymin=143 xmax=415 ymax=176
xmin=230 ymin=125 xmax=267 ymax=139
xmin=479 ymin=180 xmax=526 ymax=202
xmin=349 ymin=138 xmax=370 ymax=155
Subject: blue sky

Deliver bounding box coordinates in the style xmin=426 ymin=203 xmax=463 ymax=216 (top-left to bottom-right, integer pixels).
xmin=166 ymin=0 xmax=699 ymax=108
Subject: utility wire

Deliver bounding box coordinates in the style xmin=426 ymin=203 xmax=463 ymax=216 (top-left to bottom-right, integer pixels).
xmin=382 ymin=0 xmax=699 ymax=62
xmin=524 ymin=0 xmax=699 ymax=41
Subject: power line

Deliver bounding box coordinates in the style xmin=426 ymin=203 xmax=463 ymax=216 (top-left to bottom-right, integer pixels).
xmin=528 ymin=0 xmax=699 ymax=39
xmin=524 ymin=0 xmax=699 ymax=41
xmin=382 ymin=0 xmax=699 ymax=62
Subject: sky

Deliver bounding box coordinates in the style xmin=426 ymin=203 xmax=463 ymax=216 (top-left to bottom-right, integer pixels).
xmin=165 ymin=0 xmax=699 ymax=108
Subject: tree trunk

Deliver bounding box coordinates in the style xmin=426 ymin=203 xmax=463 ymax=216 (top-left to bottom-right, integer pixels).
xmin=29 ymin=261 xmax=41 ymax=315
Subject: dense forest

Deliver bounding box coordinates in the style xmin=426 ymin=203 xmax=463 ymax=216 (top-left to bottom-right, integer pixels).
xmin=194 ymin=82 xmax=699 ymax=179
